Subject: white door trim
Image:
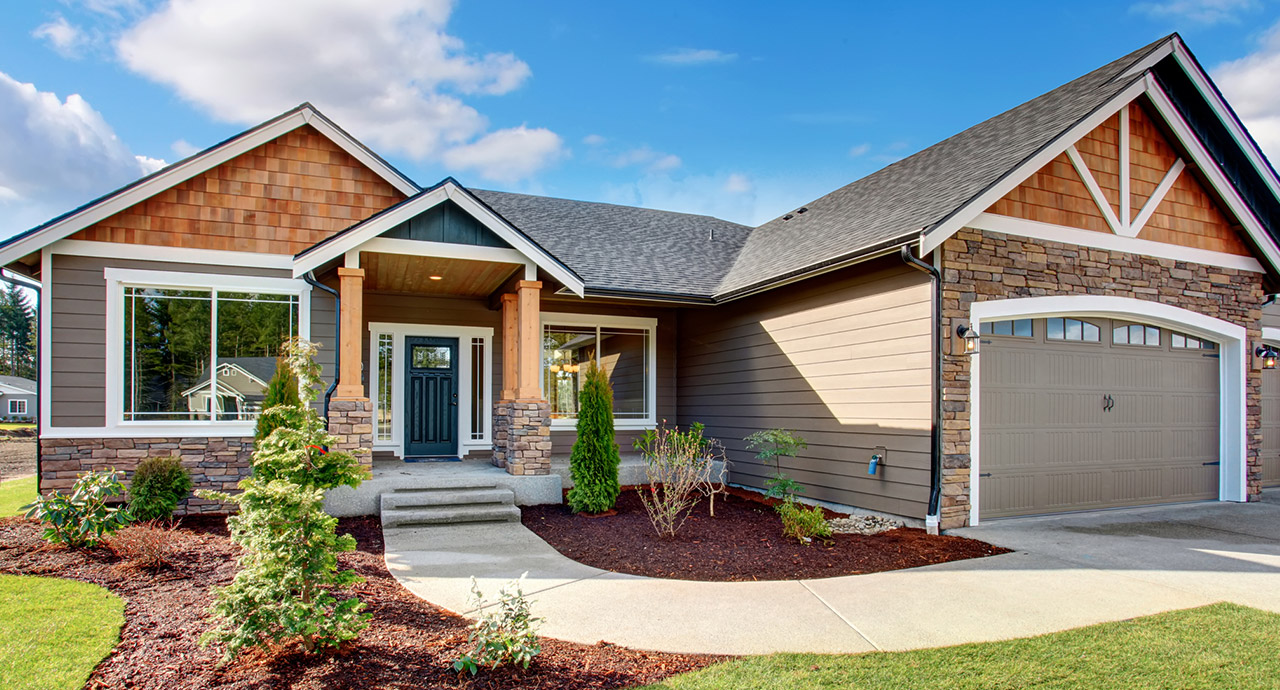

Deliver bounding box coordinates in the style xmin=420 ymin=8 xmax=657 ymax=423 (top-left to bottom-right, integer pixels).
xmin=367 ymin=322 xmax=494 ymax=459
xmin=967 ymin=295 xmax=1247 ymax=526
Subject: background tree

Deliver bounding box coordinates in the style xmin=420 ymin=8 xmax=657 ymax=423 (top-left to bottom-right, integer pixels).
xmin=566 ymin=361 xmax=621 ymax=514
xmin=0 ymin=283 xmax=35 ymax=378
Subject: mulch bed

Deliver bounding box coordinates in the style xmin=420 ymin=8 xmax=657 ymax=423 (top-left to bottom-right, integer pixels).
xmin=0 ymin=515 xmax=717 ymax=689
xmin=523 ymin=489 xmax=1009 ymax=582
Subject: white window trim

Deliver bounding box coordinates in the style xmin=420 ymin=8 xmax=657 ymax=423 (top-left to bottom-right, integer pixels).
xmin=967 ymin=295 xmax=1247 ymax=527
xmin=367 ymin=322 xmax=494 ymax=458
xmin=540 ymin=311 xmax=658 ymax=430
xmin=9 ymin=399 xmax=26 ymax=415
xmin=103 ymin=268 xmax=311 ymax=437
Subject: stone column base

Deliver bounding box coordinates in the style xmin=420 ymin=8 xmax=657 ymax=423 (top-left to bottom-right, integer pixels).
xmin=493 ymin=399 xmax=551 ymax=475
xmin=328 ymin=398 xmax=373 ymax=471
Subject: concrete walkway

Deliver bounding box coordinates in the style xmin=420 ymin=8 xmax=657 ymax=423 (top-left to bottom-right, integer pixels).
xmin=383 ymin=491 xmax=1280 ymax=655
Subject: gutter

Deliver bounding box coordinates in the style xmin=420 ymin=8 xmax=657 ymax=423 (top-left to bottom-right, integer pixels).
xmin=303 ymin=272 xmax=339 ymax=425
xmin=898 ymin=245 xmax=944 ymax=534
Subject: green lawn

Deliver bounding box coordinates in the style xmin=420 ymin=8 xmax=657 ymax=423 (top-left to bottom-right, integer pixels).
xmin=639 ymin=604 xmax=1280 ymax=690
xmin=0 ymin=475 xmax=36 ymax=518
xmin=0 ymin=575 xmax=124 ymax=690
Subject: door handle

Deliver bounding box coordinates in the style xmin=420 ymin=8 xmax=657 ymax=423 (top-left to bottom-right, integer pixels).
xmin=451 ymin=392 xmax=458 ymax=407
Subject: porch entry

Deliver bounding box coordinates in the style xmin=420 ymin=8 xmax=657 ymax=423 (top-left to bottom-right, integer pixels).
xmin=404 ymin=336 xmax=459 ymax=458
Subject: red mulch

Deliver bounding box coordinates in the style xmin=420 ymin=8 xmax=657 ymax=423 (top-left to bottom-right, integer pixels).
xmin=0 ymin=515 xmax=718 ymax=689
xmin=523 ymin=489 xmax=1009 ymax=582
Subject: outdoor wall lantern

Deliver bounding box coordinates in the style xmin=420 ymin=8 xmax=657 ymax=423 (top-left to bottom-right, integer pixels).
xmin=956 ymin=323 xmax=980 ymax=355
xmin=1256 ymin=344 xmax=1279 ymax=370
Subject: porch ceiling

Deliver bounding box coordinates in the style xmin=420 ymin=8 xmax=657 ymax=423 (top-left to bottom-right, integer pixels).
xmin=360 ymin=251 xmax=522 ymax=297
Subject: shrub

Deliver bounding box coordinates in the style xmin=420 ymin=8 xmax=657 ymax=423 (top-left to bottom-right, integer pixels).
xmin=109 ymin=521 xmax=174 ymax=569
xmin=254 ymin=356 xmax=302 ymax=443
xmin=127 ymin=456 xmax=193 ymax=521
xmin=23 ymin=470 xmax=133 ymax=548
xmin=744 ymin=429 xmax=808 ymax=501
xmin=453 ymin=574 xmax=542 ymax=676
xmin=198 ymin=338 xmax=370 ymax=662
xmin=633 ymin=422 xmax=725 ymax=537
xmin=777 ymin=500 xmax=832 ymax=544
xmin=566 ymin=361 xmax=621 ymax=514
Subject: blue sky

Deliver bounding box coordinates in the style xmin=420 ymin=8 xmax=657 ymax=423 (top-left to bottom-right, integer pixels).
xmin=1 ymin=0 xmax=1279 ymax=239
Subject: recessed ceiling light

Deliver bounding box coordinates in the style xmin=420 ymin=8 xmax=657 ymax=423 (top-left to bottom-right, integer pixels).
xmin=429 ymin=275 xmax=443 ymax=280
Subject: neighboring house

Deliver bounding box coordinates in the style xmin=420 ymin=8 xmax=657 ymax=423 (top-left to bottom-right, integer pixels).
xmin=0 ymin=376 xmax=36 ymax=422
xmin=4 ymin=33 xmax=1280 ymax=527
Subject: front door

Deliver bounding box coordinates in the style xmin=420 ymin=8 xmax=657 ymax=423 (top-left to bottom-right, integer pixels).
xmin=404 ymin=336 xmax=459 ymax=457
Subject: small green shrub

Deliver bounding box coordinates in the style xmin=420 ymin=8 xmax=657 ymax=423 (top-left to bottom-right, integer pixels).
xmin=744 ymin=429 xmax=808 ymax=501
xmin=777 ymin=500 xmax=831 ymax=544
xmin=23 ymin=470 xmax=133 ymax=547
xmin=254 ymin=356 xmax=302 ymax=443
xmin=127 ymin=456 xmax=193 ymax=521
xmin=453 ymin=574 xmax=542 ymax=676
xmin=566 ymin=361 xmax=621 ymax=514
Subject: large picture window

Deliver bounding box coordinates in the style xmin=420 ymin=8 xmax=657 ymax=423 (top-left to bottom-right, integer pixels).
xmin=542 ymin=316 xmax=653 ymax=423
xmin=122 ymin=286 xmax=298 ymax=422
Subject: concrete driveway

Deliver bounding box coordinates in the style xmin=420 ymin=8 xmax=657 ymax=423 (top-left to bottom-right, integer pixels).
xmin=383 ymin=491 xmax=1280 ymax=655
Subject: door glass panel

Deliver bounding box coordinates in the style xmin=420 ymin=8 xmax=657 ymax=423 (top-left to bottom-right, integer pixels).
xmin=376 ymin=334 xmax=393 ymax=442
xmin=412 ymin=346 xmax=451 ymax=369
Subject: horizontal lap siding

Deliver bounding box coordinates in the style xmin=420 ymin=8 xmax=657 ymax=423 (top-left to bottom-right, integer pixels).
xmin=676 ymin=256 xmax=933 ymax=518
xmin=49 ymin=254 xmax=307 ymax=427
xmin=1264 ymin=305 xmax=1280 ymax=332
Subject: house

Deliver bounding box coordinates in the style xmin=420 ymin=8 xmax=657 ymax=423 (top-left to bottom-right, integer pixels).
xmin=4 ymin=33 xmax=1280 ymax=529
xmin=0 ymin=376 xmax=36 ymax=422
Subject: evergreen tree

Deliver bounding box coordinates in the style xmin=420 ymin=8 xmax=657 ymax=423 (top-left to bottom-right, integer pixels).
xmin=254 ymin=356 xmax=302 ymax=442
xmin=0 ymin=284 xmax=34 ymax=377
xmin=566 ymin=361 xmax=621 ymax=514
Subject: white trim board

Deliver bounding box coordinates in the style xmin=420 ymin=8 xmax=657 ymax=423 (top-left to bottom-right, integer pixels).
xmin=0 ymin=104 xmax=417 ymax=269
xmin=1263 ymin=326 xmax=1280 ymax=344
xmin=541 ymin=311 xmax=658 ymax=430
xmin=367 ymin=322 xmax=494 ymax=458
xmin=969 ymin=213 xmax=1264 ymax=272
xmin=967 ymin=295 xmax=1248 ymax=526
xmin=52 ymin=239 xmax=294 ymax=270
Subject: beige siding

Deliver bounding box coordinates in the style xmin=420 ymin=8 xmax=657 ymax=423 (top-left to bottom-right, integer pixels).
xmin=49 ymin=253 xmax=319 ymax=427
xmin=1263 ymin=304 xmax=1280 ymax=331
xmin=676 ymin=256 xmax=933 ymax=518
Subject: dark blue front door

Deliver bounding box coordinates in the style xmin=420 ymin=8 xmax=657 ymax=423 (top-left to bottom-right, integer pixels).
xmin=404 ymin=336 xmax=459 ymax=457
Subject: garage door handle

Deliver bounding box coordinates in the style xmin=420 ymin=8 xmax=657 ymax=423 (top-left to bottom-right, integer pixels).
xmin=1202 ymin=461 xmax=1220 ymax=466
xmin=979 ymin=473 xmax=992 ymax=478
xmin=1102 ymin=394 xmax=1114 ymax=412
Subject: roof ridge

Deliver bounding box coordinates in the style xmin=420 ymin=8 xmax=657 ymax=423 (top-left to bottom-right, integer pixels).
xmin=472 ymin=188 xmax=754 ymax=229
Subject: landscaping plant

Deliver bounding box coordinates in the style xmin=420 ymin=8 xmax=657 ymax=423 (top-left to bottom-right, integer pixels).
xmin=108 ymin=522 xmax=174 ymax=570
xmin=777 ymin=500 xmax=832 ymax=544
xmin=634 ymin=421 xmax=725 ymax=537
xmin=566 ymin=360 xmax=621 ymax=514
xmin=453 ymin=573 xmax=543 ymax=676
xmin=254 ymin=355 xmax=302 ymax=443
xmin=126 ymin=455 xmax=193 ymax=521
xmin=23 ymin=469 xmax=133 ymax=548
xmin=744 ymin=429 xmax=808 ymax=501
xmin=198 ymin=338 xmax=371 ymax=662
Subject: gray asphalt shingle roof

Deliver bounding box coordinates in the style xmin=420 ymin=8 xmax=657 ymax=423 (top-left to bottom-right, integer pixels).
xmin=0 ymin=376 xmax=36 ymax=394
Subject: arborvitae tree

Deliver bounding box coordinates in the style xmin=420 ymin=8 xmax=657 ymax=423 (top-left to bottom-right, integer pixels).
xmin=566 ymin=361 xmax=621 ymax=514
xmin=254 ymin=356 xmax=302 ymax=442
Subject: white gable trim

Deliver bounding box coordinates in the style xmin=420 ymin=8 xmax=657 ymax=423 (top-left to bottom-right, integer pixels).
xmin=292 ymin=181 xmax=586 ymax=296
xmin=0 ymin=105 xmax=418 ymax=269
xmin=923 ymin=75 xmax=1280 ymax=274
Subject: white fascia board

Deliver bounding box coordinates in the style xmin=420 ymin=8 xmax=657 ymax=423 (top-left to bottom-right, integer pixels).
xmin=921 ymin=79 xmax=1148 ymax=255
xmin=1118 ymin=39 xmax=1175 ymax=81
xmin=970 ymin=213 xmax=1264 ymax=273
xmin=52 ymin=239 xmax=294 ymax=270
xmin=0 ymin=105 xmax=417 ymax=269
xmin=360 ymin=237 xmax=529 ymax=266
xmin=0 ymin=382 xmax=30 ymax=396
xmin=1171 ymin=39 xmax=1280 ymax=202
xmin=1145 ymin=76 xmax=1280 ymax=274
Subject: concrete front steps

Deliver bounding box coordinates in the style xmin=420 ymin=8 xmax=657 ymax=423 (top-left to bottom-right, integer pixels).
xmin=380 ymin=478 xmax=521 ymax=528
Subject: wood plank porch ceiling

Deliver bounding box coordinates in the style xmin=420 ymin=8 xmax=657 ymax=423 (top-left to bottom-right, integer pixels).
xmin=359 ymin=251 xmax=521 ymax=298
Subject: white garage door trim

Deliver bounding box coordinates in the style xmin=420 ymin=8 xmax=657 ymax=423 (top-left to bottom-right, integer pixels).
xmin=969 ymin=295 xmax=1247 ymax=526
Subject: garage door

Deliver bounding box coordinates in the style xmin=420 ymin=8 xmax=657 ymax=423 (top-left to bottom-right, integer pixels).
xmin=980 ymin=316 xmax=1219 ymax=518
xmin=1262 ymin=366 xmax=1280 ymax=487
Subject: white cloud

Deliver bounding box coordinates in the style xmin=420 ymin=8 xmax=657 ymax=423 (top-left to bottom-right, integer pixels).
xmin=135 ymin=155 xmax=167 ymax=173
xmin=33 ymin=16 xmax=87 ymax=58
xmin=848 ymin=143 xmax=870 ymax=158
xmin=115 ymin=0 xmax=561 ymax=180
xmin=1214 ymin=21 xmax=1280 ymax=163
xmin=723 ymin=173 xmax=753 ymax=194
xmin=441 ymin=126 xmax=564 ymax=183
xmin=170 ymin=139 xmax=200 ymax=157
xmin=612 ymin=146 xmax=682 ymax=172
xmin=0 ymin=71 xmax=160 ymax=236
xmin=646 ymin=48 xmax=738 ymax=66
xmin=1131 ymin=0 xmax=1257 ymax=24
xmin=582 ymin=134 xmax=606 ymax=146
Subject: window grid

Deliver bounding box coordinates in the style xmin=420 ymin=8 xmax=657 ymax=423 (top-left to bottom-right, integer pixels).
xmin=9 ymin=399 xmax=25 ymax=415
xmin=1046 ymin=317 xmax=1100 ymax=343
xmin=1113 ymin=323 xmax=1161 ymax=347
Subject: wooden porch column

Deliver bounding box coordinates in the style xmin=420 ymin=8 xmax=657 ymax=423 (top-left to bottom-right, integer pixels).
xmin=500 ymin=293 xmax=519 ymax=400
xmin=515 ymin=280 xmax=543 ymax=400
xmin=334 ymin=267 xmax=365 ymax=399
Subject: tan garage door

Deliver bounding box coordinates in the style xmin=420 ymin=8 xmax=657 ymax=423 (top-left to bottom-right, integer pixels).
xmin=1262 ymin=366 xmax=1280 ymax=487
xmin=980 ymin=316 xmax=1219 ymax=518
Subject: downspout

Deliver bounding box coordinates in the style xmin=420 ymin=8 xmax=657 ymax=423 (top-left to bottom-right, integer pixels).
xmin=303 ymin=271 xmax=339 ymax=425
xmin=899 ymin=245 xmax=944 ymax=535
